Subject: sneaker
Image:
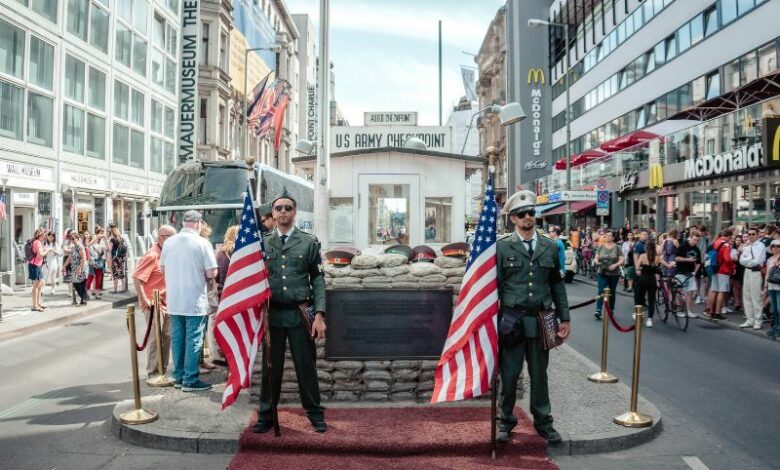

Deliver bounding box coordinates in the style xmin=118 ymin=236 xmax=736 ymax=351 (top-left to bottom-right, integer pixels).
xmin=701 ymin=311 xmax=713 ymax=320
xmin=173 ymin=380 xmax=182 ymax=389
xmin=695 ymin=296 xmax=704 ymax=304
xmin=752 ymin=324 xmax=763 ymax=330
xmin=676 ymin=312 xmax=686 ymax=318
xmin=686 ymin=311 xmax=698 ymax=318
xmin=645 ymin=318 xmax=653 ymax=328
xmin=182 ymin=380 xmax=212 ymax=392
xmin=739 ymin=321 xmax=753 ymax=328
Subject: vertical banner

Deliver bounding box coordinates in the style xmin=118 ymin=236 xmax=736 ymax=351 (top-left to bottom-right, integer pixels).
xmin=178 ymin=1 xmax=200 ymax=164
xmin=461 ymin=67 xmax=477 ymax=102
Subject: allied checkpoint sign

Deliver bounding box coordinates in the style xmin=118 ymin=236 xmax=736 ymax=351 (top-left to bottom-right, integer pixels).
xmin=178 ymin=1 xmax=199 ymax=164
xmin=325 ymin=289 xmax=453 ymax=360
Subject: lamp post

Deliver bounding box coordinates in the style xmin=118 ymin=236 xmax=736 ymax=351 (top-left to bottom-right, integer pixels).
xmin=462 ymin=102 xmax=527 ymax=155
xmin=528 ymin=18 xmax=571 ymax=234
xmin=242 ymin=44 xmax=282 ymax=163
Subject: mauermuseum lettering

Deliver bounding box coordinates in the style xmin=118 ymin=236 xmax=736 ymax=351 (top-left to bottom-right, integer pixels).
xmin=683 ymin=143 xmax=763 ymax=179
xmin=178 ymin=1 xmax=199 ymax=163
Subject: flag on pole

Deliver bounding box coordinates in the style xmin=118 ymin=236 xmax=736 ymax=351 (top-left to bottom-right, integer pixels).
xmin=0 ymin=192 xmax=7 ymax=221
xmin=246 ymin=72 xmax=272 ymax=118
xmin=249 ymin=79 xmax=282 ymax=134
xmin=272 ymin=93 xmax=291 ymax=151
xmin=461 ymin=66 xmax=477 ymax=102
xmin=255 ymin=83 xmax=286 ymax=140
xmin=432 ymin=171 xmax=499 ymax=403
xmin=214 ymin=189 xmax=272 ymax=410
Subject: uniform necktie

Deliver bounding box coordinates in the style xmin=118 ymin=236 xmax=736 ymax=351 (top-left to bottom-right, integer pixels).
xmin=524 ymin=239 xmax=534 ymax=257
xmin=281 ymin=235 xmax=288 ymax=245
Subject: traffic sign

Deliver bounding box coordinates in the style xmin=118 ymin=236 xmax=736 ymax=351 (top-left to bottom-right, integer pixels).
xmin=596 ymin=190 xmax=610 ymax=216
xmin=596 ymin=178 xmax=608 ymax=190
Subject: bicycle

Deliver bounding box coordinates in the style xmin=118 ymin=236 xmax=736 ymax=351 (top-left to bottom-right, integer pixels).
xmin=658 ymin=274 xmax=691 ymax=332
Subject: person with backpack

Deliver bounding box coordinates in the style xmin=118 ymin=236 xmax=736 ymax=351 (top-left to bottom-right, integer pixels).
xmin=27 ymin=228 xmax=51 ymax=312
xmin=107 ymin=226 xmax=128 ymax=293
xmin=705 ymin=228 xmax=736 ymax=320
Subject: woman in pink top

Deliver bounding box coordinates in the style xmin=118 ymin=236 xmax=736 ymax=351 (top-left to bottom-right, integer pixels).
xmin=29 ymin=227 xmax=51 ymax=312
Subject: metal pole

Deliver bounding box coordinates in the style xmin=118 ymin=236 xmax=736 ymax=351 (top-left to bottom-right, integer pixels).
xmin=119 ymin=305 xmax=159 ymax=424
xmin=147 ymin=289 xmax=173 ymax=387
xmin=315 ymin=0 xmax=331 ymax=247
xmin=564 ymin=24 xmax=572 ymax=235
xmin=614 ymin=306 xmax=653 ymax=428
xmin=438 ymin=20 xmax=443 ymax=126
xmin=588 ymin=288 xmax=618 ymax=383
xmin=243 ymin=48 xmax=249 ymax=162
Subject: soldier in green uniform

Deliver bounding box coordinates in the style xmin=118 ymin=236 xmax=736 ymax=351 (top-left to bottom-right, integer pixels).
xmin=496 ymin=190 xmax=570 ymax=444
xmin=253 ymin=191 xmax=328 ymax=433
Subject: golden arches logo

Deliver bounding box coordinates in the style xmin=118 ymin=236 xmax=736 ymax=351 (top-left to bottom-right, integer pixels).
xmin=527 ymin=68 xmax=545 ymax=84
xmin=649 ymin=163 xmax=664 ymax=190
xmin=773 ymin=124 xmax=780 ymax=162
xmin=764 ymin=118 xmax=780 ymax=167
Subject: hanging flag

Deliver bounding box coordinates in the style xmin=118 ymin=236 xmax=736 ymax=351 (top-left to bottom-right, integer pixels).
xmin=273 ymin=93 xmax=291 ymax=151
xmin=246 ymin=72 xmax=272 ymax=118
xmin=214 ymin=189 xmax=272 ymax=410
xmin=432 ymin=171 xmax=499 ymax=403
xmin=255 ymin=83 xmax=286 ymax=140
xmin=249 ymin=79 xmax=281 ymax=132
xmin=0 ymin=192 xmax=7 ymax=221
xmin=461 ymin=66 xmax=477 ymax=102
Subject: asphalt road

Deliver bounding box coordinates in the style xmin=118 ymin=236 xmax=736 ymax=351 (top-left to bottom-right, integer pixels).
xmin=554 ymin=280 xmax=780 ymax=470
xmin=0 ymin=308 xmax=232 ymax=470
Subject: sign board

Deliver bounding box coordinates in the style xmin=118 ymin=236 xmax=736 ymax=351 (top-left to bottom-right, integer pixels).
xmin=62 ymin=171 xmax=107 ymax=190
xmin=331 ymin=126 xmax=452 ymax=153
xmin=112 ymin=177 xmax=146 ymax=195
xmin=549 ymin=190 xmax=597 ymax=202
xmin=596 ymin=190 xmax=609 ymax=216
xmin=306 ymin=84 xmax=317 ymax=141
xmin=178 ymin=0 xmax=200 ymax=163
xmin=325 ymin=289 xmax=453 ymax=360
xmin=12 ymin=192 xmax=35 ymax=205
xmin=683 ymin=143 xmax=762 ymax=179
xmin=364 ymin=112 xmax=417 ymax=126
xmin=595 ymin=178 xmax=608 ymax=190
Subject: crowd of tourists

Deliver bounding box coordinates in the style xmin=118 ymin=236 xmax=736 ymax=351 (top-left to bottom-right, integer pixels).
xmin=570 ymin=224 xmax=780 ymax=337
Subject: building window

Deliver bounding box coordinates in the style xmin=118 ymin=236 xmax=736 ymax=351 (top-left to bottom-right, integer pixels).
xmin=64 ymin=55 xmax=85 ymax=102
xmin=740 ymin=51 xmax=758 ymax=84
xmin=665 ymin=35 xmax=677 ymax=61
xmin=218 ymin=104 xmax=226 ymax=148
xmin=737 ymin=0 xmax=755 ymax=16
xmin=114 ymin=80 xmax=129 ymax=120
xmin=199 ymin=98 xmax=207 ymax=144
xmin=758 ymin=41 xmax=777 ymax=77
xmin=677 ymin=22 xmax=691 ymax=54
xmin=425 ymin=198 xmax=452 ymax=243
xmin=724 ymin=58 xmax=740 ymax=92
xmin=151 ymin=13 xmax=178 ymax=95
xmin=722 ymin=0 xmax=738 ymax=25
xmin=0 ymin=82 xmax=23 ymax=140
xmin=0 ymin=20 xmax=25 ymax=80
xmin=63 ymin=104 xmax=85 ymax=153
xmin=369 ymin=184 xmax=410 ymax=245
xmin=115 ymin=24 xmax=132 ymax=67
xmin=166 ymin=0 xmax=178 ymax=16
xmin=113 ymin=122 xmax=129 ymax=165
xmin=27 ymin=92 xmax=53 ymax=147
xmin=705 ymin=71 xmax=720 ymax=100
xmin=86 ymin=113 xmax=105 ymax=159
xmin=29 ymin=36 xmax=54 ymax=91
xmin=116 ymin=0 xmax=148 ymax=77
xmin=89 ymin=3 xmax=109 ymax=53
xmin=219 ymin=31 xmax=228 ymax=71
xmin=150 ymin=136 xmax=163 ymax=173
xmin=67 ymin=0 xmax=89 ymax=40
xmin=201 ymin=23 xmax=209 ymax=66
xmin=151 ymin=99 xmax=163 ymax=133
xmin=131 ymin=89 xmax=144 ymax=126
xmin=151 ymin=49 xmax=164 ymax=86
xmin=132 ymin=35 xmax=147 ymax=75
xmin=130 ymin=129 xmax=145 ymax=168
xmin=690 ymin=13 xmax=704 ymax=45
xmin=88 ymin=67 xmax=105 ymax=110
xmin=32 ymin=0 xmax=58 ymax=23
xmin=164 ymin=106 xmax=175 ymax=138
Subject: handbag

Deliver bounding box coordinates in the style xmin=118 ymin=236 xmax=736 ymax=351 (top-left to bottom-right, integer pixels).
xmin=768 ymin=265 xmax=780 ymax=285
xmin=537 ymin=309 xmax=563 ymax=350
xmin=297 ymin=300 xmax=317 ymax=337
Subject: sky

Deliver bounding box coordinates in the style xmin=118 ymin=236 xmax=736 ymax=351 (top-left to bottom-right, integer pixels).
xmin=284 ymin=0 xmax=506 ymax=126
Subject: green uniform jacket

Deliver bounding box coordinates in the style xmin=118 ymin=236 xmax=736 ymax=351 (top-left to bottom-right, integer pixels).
xmin=496 ymin=232 xmax=570 ymax=338
xmin=264 ymin=229 xmax=326 ymax=328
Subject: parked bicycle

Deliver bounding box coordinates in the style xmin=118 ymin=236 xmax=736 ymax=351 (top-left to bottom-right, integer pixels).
xmin=657 ymin=274 xmax=691 ymax=331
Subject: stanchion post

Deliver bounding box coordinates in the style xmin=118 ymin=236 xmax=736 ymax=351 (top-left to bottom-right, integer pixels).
xmin=147 ymin=290 xmax=173 ymax=387
xmin=588 ymin=287 xmax=618 ymax=383
xmin=614 ymin=305 xmax=653 ymax=428
xmin=119 ymin=305 xmax=159 ymax=425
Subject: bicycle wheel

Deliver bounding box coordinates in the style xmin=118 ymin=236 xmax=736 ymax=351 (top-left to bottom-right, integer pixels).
xmin=657 ymin=287 xmax=670 ymax=323
xmin=671 ymin=290 xmax=689 ymax=332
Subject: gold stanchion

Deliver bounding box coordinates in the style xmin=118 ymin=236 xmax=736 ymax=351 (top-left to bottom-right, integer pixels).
xmin=588 ymin=287 xmax=618 ymax=383
xmin=614 ymin=305 xmax=653 ymax=428
xmin=203 ymin=327 xmax=211 ymax=358
xmin=147 ymin=290 xmax=173 ymax=387
xmin=120 ymin=305 xmax=159 ymax=425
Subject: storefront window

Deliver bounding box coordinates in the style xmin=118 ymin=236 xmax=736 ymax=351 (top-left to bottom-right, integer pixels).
xmin=758 ymin=41 xmax=777 ymax=77
xmin=329 ymin=198 xmax=354 ymax=244
xmin=720 ymin=188 xmax=733 ymax=229
xmin=754 ymin=183 xmax=768 ymax=224
xmin=664 ymin=195 xmax=680 ymax=231
xmin=736 ymin=185 xmax=755 ymax=229
xmin=123 ymin=200 xmax=132 ymax=237
xmin=94 ymin=197 xmax=105 ymax=228
xmin=425 ymin=198 xmax=452 ymax=243
xmin=113 ymin=198 xmax=122 ymax=229
xmin=63 ymin=191 xmax=75 ymax=231
xmin=740 ymin=51 xmax=758 ymax=85
xmin=368 ymin=184 xmax=410 ymax=245
xmin=724 ymin=59 xmax=740 ymax=93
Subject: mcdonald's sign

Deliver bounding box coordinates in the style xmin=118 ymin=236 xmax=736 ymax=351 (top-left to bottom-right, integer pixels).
xmin=527 ymin=68 xmax=545 ymax=84
xmin=763 ymin=118 xmax=780 ymax=167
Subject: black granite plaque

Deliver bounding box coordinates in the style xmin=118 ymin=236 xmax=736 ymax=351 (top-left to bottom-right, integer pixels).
xmin=325 ymin=288 xmax=453 ymax=360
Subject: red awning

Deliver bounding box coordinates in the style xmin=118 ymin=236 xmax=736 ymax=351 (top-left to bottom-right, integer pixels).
xmin=554 ymin=149 xmax=607 ymax=170
xmin=600 ymin=130 xmax=660 ymax=152
xmin=543 ymin=201 xmax=596 ymax=216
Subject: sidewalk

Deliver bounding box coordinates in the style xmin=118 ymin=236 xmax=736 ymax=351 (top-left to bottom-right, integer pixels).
xmin=0 ymin=282 xmax=136 ymax=342
xmin=111 ymin=343 xmax=662 ymax=457
xmin=573 ymin=276 xmax=778 ymax=342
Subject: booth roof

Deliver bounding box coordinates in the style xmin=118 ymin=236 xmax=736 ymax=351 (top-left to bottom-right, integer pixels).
xmin=291 ymin=146 xmax=487 ymax=164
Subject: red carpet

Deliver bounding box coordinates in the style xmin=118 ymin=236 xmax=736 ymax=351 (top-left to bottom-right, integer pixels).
xmin=228 ymin=407 xmax=557 ymax=470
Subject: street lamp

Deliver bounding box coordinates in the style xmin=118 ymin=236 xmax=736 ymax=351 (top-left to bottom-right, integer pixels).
xmin=528 ymin=18 xmax=572 ymax=234
xmin=295 ymin=139 xmax=316 ymax=156
xmin=461 ymin=102 xmax=527 ymax=154
xmin=242 ymin=44 xmax=284 ymax=164
xmin=403 ymin=137 xmax=428 ymax=151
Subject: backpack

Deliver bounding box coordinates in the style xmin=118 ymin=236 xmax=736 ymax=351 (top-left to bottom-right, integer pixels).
xmin=115 ymin=239 xmax=127 ymax=258
xmin=24 ymin=239 xmax=35 ymax=262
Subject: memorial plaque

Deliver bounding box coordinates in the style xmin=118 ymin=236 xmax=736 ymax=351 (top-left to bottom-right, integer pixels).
xmin=325 ymin=289 xmax=453 ymax=360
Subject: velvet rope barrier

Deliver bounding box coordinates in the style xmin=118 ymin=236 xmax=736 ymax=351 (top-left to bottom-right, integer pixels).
xmin=568 ymin=296 xmax=601 ymax=310
xmin=126 ymin=305 xmax=156 ymax=351
xmin=604 ymin=299 xmax=636 ymax=333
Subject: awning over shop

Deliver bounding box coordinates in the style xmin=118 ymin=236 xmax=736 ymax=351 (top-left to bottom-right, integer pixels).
xmin=543 ymin=201 xmax=596 ymax=216
xmin=535 ymin=202 xmax=564 ymax=216
xmin=600 ymin=130 xmax=660 ymax=152
xmin=667 ymin=70 xmax=780 ymax=122
xmin=554 ymin=149 xmax=607 ymax=170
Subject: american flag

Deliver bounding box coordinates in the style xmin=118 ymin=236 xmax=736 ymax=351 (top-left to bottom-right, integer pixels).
xmin=432 ymin=171 xmax=499 ymax=403
xmin=214 ymin=188 xmax=272 ymax=409
xmin=0 ymin=192 xmax=6 ymax=221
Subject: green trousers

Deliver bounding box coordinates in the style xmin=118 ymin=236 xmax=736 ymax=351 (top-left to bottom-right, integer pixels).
xmin=258 ymin=323 xmax=324 ymax=422
xmin=499 ymin=337 xmax=553 ymax=432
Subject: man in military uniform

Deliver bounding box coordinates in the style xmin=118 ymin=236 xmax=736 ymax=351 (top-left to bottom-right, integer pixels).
xmin=496 ymin=190 xmax=570 ymax=444
xmin=253 ymin=191 xmax=328 ymax=433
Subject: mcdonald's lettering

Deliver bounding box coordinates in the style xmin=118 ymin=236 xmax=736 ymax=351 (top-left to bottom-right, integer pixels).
xmin=527 ymin=68 xmax=545 ymax=84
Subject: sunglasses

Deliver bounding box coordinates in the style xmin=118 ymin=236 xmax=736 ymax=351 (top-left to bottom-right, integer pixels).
xmin=274 ymin=204 xmax=294 ymax=212
xmin=512 ymin=209 xmax=535 ymax=219
xmin=749 ymin=232 xmax=758 ymax=236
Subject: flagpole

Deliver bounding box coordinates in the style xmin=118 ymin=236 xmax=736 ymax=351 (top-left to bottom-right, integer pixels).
xmin=489 ymin=166 xmax=500 ymax=459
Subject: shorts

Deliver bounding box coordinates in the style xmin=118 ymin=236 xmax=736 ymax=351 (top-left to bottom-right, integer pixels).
xmin=28 ymin=263 xmax=43 ymax=281
xmin=710 ymin=273 xmax=731 ymax=293
xmin=674 ymin=274 xmax=698 ymax=293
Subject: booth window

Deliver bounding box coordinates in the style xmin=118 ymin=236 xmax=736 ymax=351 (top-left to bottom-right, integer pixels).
xmin=329 ymin=197 xmax=354 ymax=244
xmin=425 ymin=198 xmax=451 ymax=243
xmin=369 ymin=184 xmax=409 ymax=245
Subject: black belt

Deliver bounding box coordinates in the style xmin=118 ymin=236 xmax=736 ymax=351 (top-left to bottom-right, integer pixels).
xmin=748 ymin=266 xmax=763 ymax=272
xmin=269 ymin=301 xmax=298 ymax=309
xmin=503 ymin=305 xmax=540 ymax=315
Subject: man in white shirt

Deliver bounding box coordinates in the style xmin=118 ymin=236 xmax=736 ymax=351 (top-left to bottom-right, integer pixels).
xmin=160 ymin=210 xmax=218 ymax=391
xmin=739 ymin=228 xmax=767 ymax=329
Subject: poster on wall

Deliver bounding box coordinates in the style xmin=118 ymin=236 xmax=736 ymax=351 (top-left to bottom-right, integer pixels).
xmin=329 ymin=198 xmax=354 ymax=244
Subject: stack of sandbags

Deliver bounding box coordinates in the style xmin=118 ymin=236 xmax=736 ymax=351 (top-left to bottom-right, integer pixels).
xmin=417 ymin=360 xmax=438 ymax=401
xmin=331 ymin=360 xmax=365 ymax=401
xmin=409 ymin=262 xmax=446 ymax=289
xmin=389 ymin=360 xmax=421 ymax=402
xmin=362 ymin=361 xmax=393 ymax=401
xmin=323 ymin=263 xmax=353 ymax=287
xmin=435 ymin=256 xmax=467 ymax=294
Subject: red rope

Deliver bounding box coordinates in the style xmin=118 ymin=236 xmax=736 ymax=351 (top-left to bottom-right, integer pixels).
xmin=127 ymin=306 xmax=156 ymax=351
xmin=604 ymin=300 xmax=636 ymax=333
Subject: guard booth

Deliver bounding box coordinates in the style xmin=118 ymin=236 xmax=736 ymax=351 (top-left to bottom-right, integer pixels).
xmin=292 ymin=146 xmax=485 ymax=249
